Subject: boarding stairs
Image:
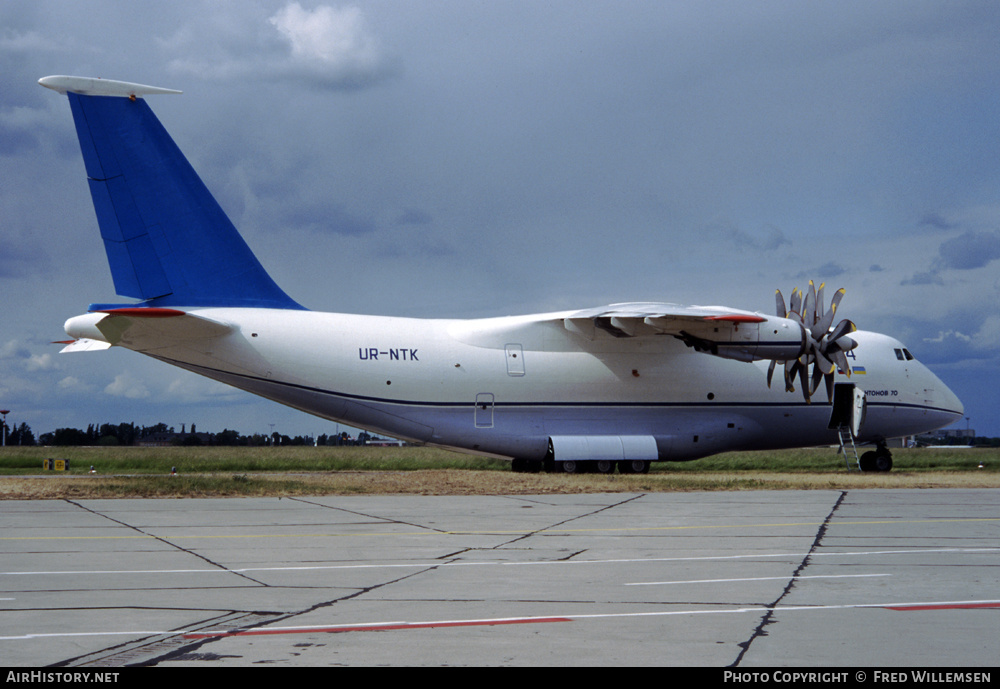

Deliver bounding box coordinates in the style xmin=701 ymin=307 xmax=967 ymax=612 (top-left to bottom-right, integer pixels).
xmin=836 ymin=424 xmax=861 ymax=472
xmin=829 ymin=383 xmax=866 ymax=472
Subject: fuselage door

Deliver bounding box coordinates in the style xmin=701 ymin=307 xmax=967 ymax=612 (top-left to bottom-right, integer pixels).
xmin=475 ymin=393 xmax=495 ymax=428
xmin=829 ymin=383 xmax=866 ymax=435
xmin=505 ymin=344 xmax=525 ymax=376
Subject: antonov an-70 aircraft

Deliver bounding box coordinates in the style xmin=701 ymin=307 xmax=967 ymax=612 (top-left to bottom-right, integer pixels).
xmin=41 ymin=75 xmax=963 ymax=473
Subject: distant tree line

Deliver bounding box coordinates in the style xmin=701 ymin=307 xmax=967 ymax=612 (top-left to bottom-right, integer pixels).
xmin=5 ymin=419 xmax=999 ymax=448
xmin=3 ymin=422 xmax=36 ymax=446
xmin=2 ymin=420 xmax=374 ymax=447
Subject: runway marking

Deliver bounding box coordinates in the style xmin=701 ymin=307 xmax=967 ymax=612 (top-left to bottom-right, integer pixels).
xmin=183 ymin=616 xmax=573 ymax=638
xmin=2 ymin=547 xmax=996 ymax=577
xmin=625 ymin=573 xmax=891 ymax=586
xmin=2 ymin=517 xmax=999 ymax=541
xmin=7 ymin=598 xmax=996 ymax=642
xmin=885 ymin=602 xmax=1000 ymax=611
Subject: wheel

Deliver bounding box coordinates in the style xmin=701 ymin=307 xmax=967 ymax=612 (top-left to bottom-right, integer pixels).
xmin=559 ymin=460 xmax=581 ymax=474
xmin=618 ymin=459 xmax=650 ymax=474
xmin=859 ymin=450 xmax=892 ymax=472
xmin=859 ymin=451 xmax=878 ymax=472
xmin=594 ymin=459 xmax=616 ymax=474
xmin=874 ymin=453 xmax=892 ymax=472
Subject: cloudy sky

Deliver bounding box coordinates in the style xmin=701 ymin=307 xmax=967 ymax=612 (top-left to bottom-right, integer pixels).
xmin=2 ymin=1 xmax=997 ymax=440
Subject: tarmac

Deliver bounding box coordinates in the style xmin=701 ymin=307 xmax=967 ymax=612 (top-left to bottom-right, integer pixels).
xmin=2 ymin=489 xmax=998 ymax=667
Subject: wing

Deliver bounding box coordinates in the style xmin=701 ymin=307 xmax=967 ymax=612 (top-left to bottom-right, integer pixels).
xmin=560 ymin=302 xmax=805 ymax=363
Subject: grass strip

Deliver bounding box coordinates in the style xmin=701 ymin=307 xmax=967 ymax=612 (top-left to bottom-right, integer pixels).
xmin=1 ymin=446 xmax=997 ymax=499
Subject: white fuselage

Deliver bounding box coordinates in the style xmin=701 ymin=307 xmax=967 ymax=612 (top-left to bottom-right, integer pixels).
xmin=68 ymin=307 xmax=964 ymax=461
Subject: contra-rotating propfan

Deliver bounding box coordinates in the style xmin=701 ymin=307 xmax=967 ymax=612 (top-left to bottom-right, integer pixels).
xmin=766 ymin=281 xmax=858 ymax=403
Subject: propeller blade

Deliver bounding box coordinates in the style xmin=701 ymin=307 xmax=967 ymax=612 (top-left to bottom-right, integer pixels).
xmin=800 ymin=331 xmax=819 ymax=363
xmin=828 ymin=288 xmax=845 ymax=316
xmin=789 ymin=288 xmax=802 ymax=319
xmin=824 ymin=371 xmax=835 ymax=402
xmin=830 ymin=335 xmax=857 ymax=354
xmin=804 ymin=282 xmax=816 ymax=326
xmin=815 ymin=349 xmax=836 ymax=374
xmin=812 ymin=309 xmax=835 ymax=340
xmin=831 ymin=349 xmax=851 ymax=376
xmin=828 ymin=319 xmax=856 ymax=344
xmin=799 ymin=363 xmax=812 ymax=403
xmin=769 ymin=283 xmax=856 ymax=406
xmin=810 ymin=361 xmax=824 ymax=395
xmin=784 ymin=360 xmax=798 ymax=393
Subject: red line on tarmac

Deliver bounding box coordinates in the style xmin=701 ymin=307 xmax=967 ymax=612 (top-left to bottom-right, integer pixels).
xmin=183 ymin=616 xmax=572 ymax=638
xmin=884 ymin=602 xmax=1000 ymax=612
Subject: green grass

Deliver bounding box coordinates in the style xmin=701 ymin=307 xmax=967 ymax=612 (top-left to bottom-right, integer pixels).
xmin=657 ymin=446 xmax=996 ymax=473
xmin=0 ymin=445 xmax=508 ymax=475
xmin=3 ymin=445 xmax=997 ymax=500
xmin=1 ymin=444 xmax=995 ymax=476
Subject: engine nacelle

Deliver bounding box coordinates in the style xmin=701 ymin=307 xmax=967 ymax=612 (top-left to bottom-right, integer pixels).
xmin=674 ymin=315 xmax=806 ymax=363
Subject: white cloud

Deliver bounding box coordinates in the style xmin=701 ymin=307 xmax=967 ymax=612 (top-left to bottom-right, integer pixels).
xmin=104 ymin=372 xmax=151 ymax=400
xmin=165 ymin=375 xmax=244 ymax=404
xmin=971 ymin=315 xmax=1000 ymax=352
xmin=165 ymin=2 xmax=393 ymax=89
xmin=923 ymin=330 xmax=973 ymax=345
xmin=57 ymin=376 xmax=87 ymax=391
xmin=25 ymin=353 xmax=54 ymax=372
xmin=0 ymin=29 xmax=66 ymax=54
xmin=271 ymin=4 xmax=376 ymax=66
xmin=0 ymin=340 xmax=29 ymax=360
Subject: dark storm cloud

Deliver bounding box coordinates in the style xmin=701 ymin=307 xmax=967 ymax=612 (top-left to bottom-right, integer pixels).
xmin=935 ymin=231 xmax=1000 ymax=271
xmin=918 ymin=211 xmax=955 ymax=231
xmin=903 ymin=230 xmax=1000 ymax=284
xmin=0 ymin=234 xmax=48 ymax=279
xmin=710 ymin=221 xmax=792 ymax=252
xmin=395 ymin=208 xmax=434 ymax=226
xmin=282 ymin=203 xmax=375 ymax=236
xmin=795 ymin=262 xmax=845 ymax=281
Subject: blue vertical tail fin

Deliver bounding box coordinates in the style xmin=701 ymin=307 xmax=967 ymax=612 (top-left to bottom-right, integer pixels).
xmin=40 ymin=75 xmax=303 ymax=310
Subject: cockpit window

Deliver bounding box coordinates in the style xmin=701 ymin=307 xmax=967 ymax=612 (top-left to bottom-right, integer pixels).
xmin=894 ymin=348 xmax=905 ymax=360
xmin=902 ymin=348 xmax=914 ymax=361
xmin=894 ymin=347 xmax=916 ymax=361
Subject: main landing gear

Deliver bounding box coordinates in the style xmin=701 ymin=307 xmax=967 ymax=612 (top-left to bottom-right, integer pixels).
xmin=858 ymin=442 xmax=893 ymax=472
xmin=510 ymin=458 xmax=650 ymax=474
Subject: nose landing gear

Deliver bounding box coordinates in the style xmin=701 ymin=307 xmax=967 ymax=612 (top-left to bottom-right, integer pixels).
xmin=859 ymin=442 xmax=893 ymax=472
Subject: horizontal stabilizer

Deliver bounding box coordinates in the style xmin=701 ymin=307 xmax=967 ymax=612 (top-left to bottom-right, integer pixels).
xmin=64 ymin=309 xmax=236 ymax=350
xmin=58 ymin=338 xmax=113 ymax=353
xmin=97 ymin=308 xmax=236 ymax=341
xmin=39 ymin=75 xmax=182 ymax=98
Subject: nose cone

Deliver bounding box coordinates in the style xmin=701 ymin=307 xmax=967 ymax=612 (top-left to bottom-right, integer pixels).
xmin=936 ymin=377 xmax=964 ymax=417
xmin=922 ymin=366 xmax=965 ymax=431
